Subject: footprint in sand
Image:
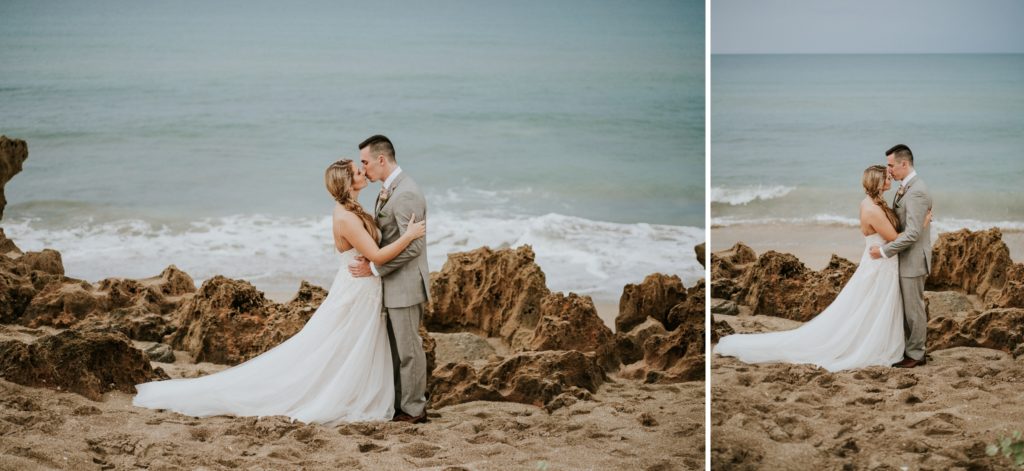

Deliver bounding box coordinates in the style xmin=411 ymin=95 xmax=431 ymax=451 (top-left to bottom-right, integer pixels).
xmin=399 ymin=442 xmax=441 ymax=458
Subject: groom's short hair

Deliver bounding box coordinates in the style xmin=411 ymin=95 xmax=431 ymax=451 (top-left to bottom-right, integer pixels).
xmin=359 ymin=135 xmax=396 ymax=162
xmin=885 ymin=144 xmax=913 ymax=165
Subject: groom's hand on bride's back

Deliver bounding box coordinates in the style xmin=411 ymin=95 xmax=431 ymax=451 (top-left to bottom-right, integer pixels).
xmin=349 ymin=255 xmax=373 ymax=278
xmin=869 ymin=246 xmax=883 ymax=259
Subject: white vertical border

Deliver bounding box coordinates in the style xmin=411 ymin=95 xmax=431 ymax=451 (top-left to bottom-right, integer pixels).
xmin=704 ymin=0 xmax=712 ymax=468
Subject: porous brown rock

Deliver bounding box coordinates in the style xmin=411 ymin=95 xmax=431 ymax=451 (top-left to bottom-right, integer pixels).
xmin=0 ymin=228 xmax=20 ymax=256
xmin=927 ymin=228 xmax=1024 ymax=308
xmin=616 ymin=273 xmax=686 ymax=333
xmin=1 ymin=135 xmax=29 ymax=221
xmin=0 ymin=329 xmax=168 ymax=401
xmin=696 ymin=242 xmax=707 ymax=269
xmin=620 ymin=306 xmax=705 ymax=383
xmin=929 ymin=308 xmax=1024 ymax=358
xmin=710 ymin=318 xmax=735 ymax=343
xmin=614 ymin=317 xmax=668 ymax=366
xmin=710 ymin=242 xmax=757 ymax=299
xmin=429 ymin=350 xmax=606 ymax=411
xmin=164 ymin=276 xmax=277 ymax=365
xmin=428 ymin=245 xmax=623 ymax=369
xmin=431 ymin=332 xmax=496 ymax=365
xmin=736 ymin=252 xmax=856 ymax=322
xmin=428 ymin=246 xmax=548 ymax=345
xmin=528 ymin=292 xmax=618 ymax=370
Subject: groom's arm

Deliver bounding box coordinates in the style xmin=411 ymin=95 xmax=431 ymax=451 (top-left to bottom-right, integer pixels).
xmin=880 ymin=191 xmax=930 ymax=258
xmin=372 ymin=191 xmax=426 ymax=277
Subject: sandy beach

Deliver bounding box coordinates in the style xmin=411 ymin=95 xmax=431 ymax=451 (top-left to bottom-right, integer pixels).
xmin=709 ymin=224 xmax=1024 ymax=469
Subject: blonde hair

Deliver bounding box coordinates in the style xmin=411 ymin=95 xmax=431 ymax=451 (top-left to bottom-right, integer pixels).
xmin=325 ymin=159 xmax=379 ymax=242
xmin=862 ymin=165 xmax=899 ymax=231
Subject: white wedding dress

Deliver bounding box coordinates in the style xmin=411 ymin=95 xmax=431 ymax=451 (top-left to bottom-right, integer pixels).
xmin=714 ymin=233 xmax=905 ymax=372
xmin=132 ymin=248 xmax=395 ymax=425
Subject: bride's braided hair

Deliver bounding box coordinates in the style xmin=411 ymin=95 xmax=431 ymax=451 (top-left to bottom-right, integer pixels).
xmin=862 ymin=165 xmax=900 ymax=231
xmin=325 ymin=159 xmax=380 ymax=242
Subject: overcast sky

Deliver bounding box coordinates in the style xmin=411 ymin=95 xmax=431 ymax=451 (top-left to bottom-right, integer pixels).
xmin=712 ymin=0 xmax=1024 ymax=54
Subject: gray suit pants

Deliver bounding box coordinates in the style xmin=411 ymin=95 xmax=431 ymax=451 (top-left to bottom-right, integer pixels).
xmin=384 ymin=303 xmax=427 ymax=417
xmin=901 ymin=275 xmax=927 ymax=361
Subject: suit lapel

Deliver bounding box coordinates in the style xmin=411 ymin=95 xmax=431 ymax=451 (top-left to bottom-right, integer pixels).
xmin=895 ymin=175 xmax=918 ymax=206
xmin=379 ymin=173 xmax=407 ymax=215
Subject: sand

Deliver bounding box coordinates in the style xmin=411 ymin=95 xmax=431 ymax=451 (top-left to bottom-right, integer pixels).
xmin=712 ymin=224 xmax=1024 ymax=269
xmin=711 ymin=314 xmax=1024 ymax=470
xmin=0 ymin=327 xmax=704 ymax=471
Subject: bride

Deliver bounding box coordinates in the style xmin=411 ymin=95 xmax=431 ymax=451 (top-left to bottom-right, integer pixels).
xmin=132 ymin=159 xmax=426 ymax=425
xmin=714 ymin=165 xmax=930 ymax=372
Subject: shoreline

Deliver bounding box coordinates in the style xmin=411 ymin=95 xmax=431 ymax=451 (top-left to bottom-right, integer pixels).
xmin=712 ymin=223 xmax=1024 ymax=269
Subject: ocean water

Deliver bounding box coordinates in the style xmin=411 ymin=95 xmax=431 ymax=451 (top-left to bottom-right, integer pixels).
xmin=0 ymin=0 xmax=705 ymax=302
xmin=712 ymin=54 xmax=1024 ymax=233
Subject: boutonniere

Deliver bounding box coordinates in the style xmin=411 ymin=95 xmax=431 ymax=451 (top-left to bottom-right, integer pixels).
xmin=896 ymin=185 xmax=907 ymax=198
xmin=376 ymin=186 xmax=391 ymax=219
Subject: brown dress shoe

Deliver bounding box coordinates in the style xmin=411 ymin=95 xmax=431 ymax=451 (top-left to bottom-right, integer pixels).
xmin=892 ymin=356 xmax=926 ymax=368
xmin=394 ymin=413 xmax=427 ymax=424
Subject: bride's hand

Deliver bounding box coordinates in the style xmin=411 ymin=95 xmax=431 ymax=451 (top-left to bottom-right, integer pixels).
xmin=403 ymin=213 xmax=426 ymax=240
xmin=924 ymin=209 xmax=933 ymax=228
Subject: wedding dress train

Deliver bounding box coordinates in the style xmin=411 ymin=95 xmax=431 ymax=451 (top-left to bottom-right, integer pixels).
xmin=132 ymin=248 xmax=395 ymax=425
xmin=714 ymin=233 xmax=905 ymax=372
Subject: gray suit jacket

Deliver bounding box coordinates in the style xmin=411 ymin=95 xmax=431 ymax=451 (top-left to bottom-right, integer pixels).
xmin=882 ymin=175 xmax=933 ymax=278
xmin=374 ymin=172 xmax=431 ymax=308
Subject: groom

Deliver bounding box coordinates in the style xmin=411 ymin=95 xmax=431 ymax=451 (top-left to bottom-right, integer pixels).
xmin=349 ymin=134 xmax=431 ymax=423
xmin=869 ymin=144 xmax=933 ymax=368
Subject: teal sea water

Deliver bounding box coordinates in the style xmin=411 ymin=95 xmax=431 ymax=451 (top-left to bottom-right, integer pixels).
xmin=0 ymin=0 xmax=705 ymax=301
xmin=712 ymin=54 xmax=1024 ymax=232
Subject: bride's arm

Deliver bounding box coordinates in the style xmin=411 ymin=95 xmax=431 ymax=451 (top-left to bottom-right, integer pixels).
xmin=335 ymin=209 xmax=426 ymax=266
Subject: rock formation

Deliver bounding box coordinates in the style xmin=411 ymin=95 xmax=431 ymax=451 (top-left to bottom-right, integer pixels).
xmin=927 ymin=228 xmax=1024 ymax=308
xmin=615 ymin=275 xmax=706 ymax=382
xmin=0 ymin=330 xmax=168 ymax=400
xmin=428 ymin=245 xmax=617 ymax=363
xmin=429 ymin=350 xmax=606 ymax=411
xmin=1 ymin=135 xmax=29 ymax=221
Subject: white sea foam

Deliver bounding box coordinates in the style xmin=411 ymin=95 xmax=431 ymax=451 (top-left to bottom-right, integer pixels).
xmin=4 ymin=211 xmax=704 ymax=303
xmin=710 ymin=185 xmax=796 ymax=206
xmin=712 ymin=214 xmax=1024 ymax=233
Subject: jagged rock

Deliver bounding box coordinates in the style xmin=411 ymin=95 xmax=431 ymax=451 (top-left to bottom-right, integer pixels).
xmin=432 ymin=332 xmax=497 ymax=365
xmin=164 ymin=276 xmax=276 ymax=365
xmin=710 ymin=298 xmax=739 ymax=316
xmin=0 ymin=330 xmax=168 ymax=401
xmin=0 ymin=258 xmax=37 ymax=324
xmin=710 ymin=242 xmax=757 ymax=299
xmin=737 ymin=253 xmax=856 ymax=322
xmin=528 ymin=292 xmax=618 ymax=370
xmin=148 ymin=265 xmax=197 ymax=297
xmin=16 ymin=249 xmax=64 ymax=276
xmin=1 ymin=135 xmax=29 ymax=221
xmin=667 ymin=279 xmax=704 ymax=331
xmin=620 ymin=302 xmax=705 ymax=383
xmin=614 ymin=317 xmax=668 ymax=366
xmin=21 ymin=281 xmax=102 ymax=328
xmin=696 ymin=243 xmax=706 ymax=269
xmin=616 ymin=273 xmax=686 ymax=333
xmin=711 ymin=318 xmax=735 ymax=343
xmin=0 ymin=227 xmax=21 ymax=256
xmin=927 ymin=228 xmax=1024 ymax=308
xmin=924 ymin=291 xmax=977 ymax=320
xmin=929 ymin=308 xmax=1024 ymax=357
xmin=427 ymin=245 xmax=625 ymax=374
xmin=286 ymin=280 xmax=327 ymax=312
xmin=428 ymin=246 xmax=548 ymax=345
xmin=429 ymin=350 xmax=606 ymax=410
xmin=144 ymin=343 xmax=176 ymax=363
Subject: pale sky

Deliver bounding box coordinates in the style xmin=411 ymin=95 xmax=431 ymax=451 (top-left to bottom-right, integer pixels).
xmin=712 ymin=0 xmax=1024 ymax=54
